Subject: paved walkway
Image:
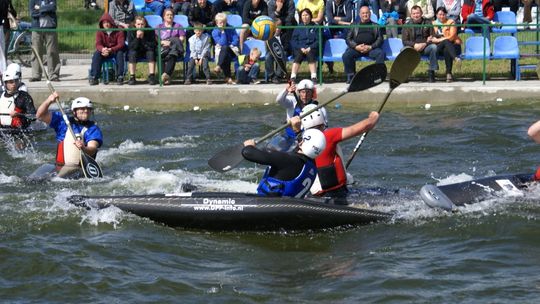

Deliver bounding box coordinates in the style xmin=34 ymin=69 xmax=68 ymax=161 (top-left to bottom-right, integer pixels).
xmin=20 ymin=58 xmax=540 ymax=111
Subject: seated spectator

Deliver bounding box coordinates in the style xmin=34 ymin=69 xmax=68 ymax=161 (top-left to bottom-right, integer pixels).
xmin=157 ymin=8 xmax=186 ymax=85
xmin=522 ymin=0 xmax=539 ymax=26
xmin=212 ymin=12 xmax=240 ymax=84
xmin=266 ymin=0 xmax=296 ymax=83
xmin=461 ymin=0 xmax=495 ymax=37
xmin=127 ymin=16 xmax=157 ymax=85
xmin=358 ymin=0 xmax=380 ymax=18
xmin=239 ymin=0 xmax=268 ymax=52
xmin=108 ymin=0 xmax=135 ymax=30
xmin=171 ymin=0 xmax=191 ymax=16
xmin=189 ymin=0 xmax=215 ymax=28
xmin=89 ymin=13 xmax=126 ymax=85
xmin=402 ymin=5 xmax=438 ymax=82
xmin=236 ymin=47 xmax=261 ymax=84
xmin=297 ymin=0 xmax=325 ymax=24
xmin=212 ymin=0 xmax=242 ymax=15
xmin=145 ymin=0 xmax=170 ymax=17
xmin=492 ymin=0 xmax=518 ymax=15
xmin=407 ymin=0 xmax=435 ymax=20
xmin=342 ymin=5 xmax=384 ymax=83
xmin=185 ymin=22 xmax=212 ymax=85
xmin=436 ymin=0 xmax=461 ymax=23
xmin=379 ymin=0 xmax=402 ymax=38
xmin=290 ymin=8 xmax=319 ymax=83
xmin=432 ymin=6 xmax=462 ymax=82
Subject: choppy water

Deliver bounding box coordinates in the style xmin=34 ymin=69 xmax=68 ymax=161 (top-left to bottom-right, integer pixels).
xmin=1 ymin=99 xmax=540 ymax=302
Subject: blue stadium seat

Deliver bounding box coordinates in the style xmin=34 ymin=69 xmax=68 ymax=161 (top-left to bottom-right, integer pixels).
xmin=492 ymin=11 xmax=517 ymax=34
xmin=492 ymin=35 xmax=519 ymax=80
xmin=322 ymin=38 xmax=348 ymax=62
xmin=133 ymin=0 xmax=151 ymax=13
xmin=227 ymin=14 xmax=243 ymax=35
xmin=382 ymin=38 xmax=403 ymax=60
xmin=463 ymin=36 xmax=490 ymax=60
xmin=144 ymin=15 xmax=163 ymax=28
xmin=242 ymin=39 xmax=267 ymax=60
xmin=173 ymin=14 xmax=189 ymax=28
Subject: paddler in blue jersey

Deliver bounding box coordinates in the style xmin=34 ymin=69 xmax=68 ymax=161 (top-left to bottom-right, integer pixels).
xmin=242 ymin=128 xmax=326 ymax=198
xmin=269 ymin=79 xmax=327 ymax=151
xmin=36 ymin=92 xmax=103 ymax=178
xmin=528 ymin=120 xmax=540 ymax=180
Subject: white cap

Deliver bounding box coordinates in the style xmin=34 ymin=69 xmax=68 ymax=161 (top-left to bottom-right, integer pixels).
xmin=297 ymin=79 xmax=314 ymax=91
xmin=300 ymin=129 xmax=326 ymax=159
xmin=300 ymin=104 xmax=326 ymax=130
xmin=71 ymin=97 xmax=93 ymax=111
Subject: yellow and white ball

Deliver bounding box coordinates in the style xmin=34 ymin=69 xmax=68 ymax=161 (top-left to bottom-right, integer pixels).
xmin=251 ymin=16 xmax=276 ymax=41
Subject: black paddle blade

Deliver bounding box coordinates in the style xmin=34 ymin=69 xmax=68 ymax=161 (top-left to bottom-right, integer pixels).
xmin=266 ymin=38 xmax=288 ymax=77
xmin=80 ymin=152 xmax=103 ymax=178
xmin=348 ymin=63 xmax=387 ymax=92
xmin=390 ymin=47 xmax=421 ymax=89
xmin=208 ymin=143 xmax=245 ymax=173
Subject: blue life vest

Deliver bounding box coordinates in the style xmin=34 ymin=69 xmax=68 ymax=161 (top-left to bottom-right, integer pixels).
xmin=257 ymin=155 xmax=317 ymax=198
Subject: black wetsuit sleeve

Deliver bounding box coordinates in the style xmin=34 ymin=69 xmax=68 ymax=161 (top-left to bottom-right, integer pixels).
xmin=242 ymin=146 xmax=305 ymax=180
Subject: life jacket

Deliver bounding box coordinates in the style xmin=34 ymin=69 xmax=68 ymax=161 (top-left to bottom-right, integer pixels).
xmin=313 ymin=144 xmax=348 ymax=194
xmin=56 ymin=126 xmax=88 ymax=167
xmin=257 ymin=154 xmax=317 ymax=198
xmin=0 ymin=92 xmax=23 ymax=128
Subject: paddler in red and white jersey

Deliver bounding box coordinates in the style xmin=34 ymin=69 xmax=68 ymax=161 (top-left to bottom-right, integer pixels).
xmin=0 ymin=63 xmax=36 ymax=129
xmin=36 ymin=92 xmax=103 ymax=177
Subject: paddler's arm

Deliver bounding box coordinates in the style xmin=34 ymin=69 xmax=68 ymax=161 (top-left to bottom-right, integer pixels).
xmin=36 ymin=92 xmax=58 ymax=125
xmin=75 ymin=139 xmax=99 ymax=158
xmin=528 ymin=120 xmax=540 ymax=144
xmin=341 ymin=111 xmax=379 ymax=141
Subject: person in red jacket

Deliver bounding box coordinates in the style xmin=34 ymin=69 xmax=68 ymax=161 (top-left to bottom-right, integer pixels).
xmin=461 ymin=0 xmax=496 ymax=36
xmin=89 ymin=13 xmax=126 ymax=86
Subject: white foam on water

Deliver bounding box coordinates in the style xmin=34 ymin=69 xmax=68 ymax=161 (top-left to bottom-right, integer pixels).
xmin=433 ymin=172 xmax=474 ymax=186
xmin=0 ymin=172 xmax=20 ymax=184
xmin=79 ymin=205 xmax=125 ymax=229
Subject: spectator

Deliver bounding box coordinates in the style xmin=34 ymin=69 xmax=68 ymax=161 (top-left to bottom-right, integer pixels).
xmin=407 ymin=0 xmax=435 ymax=20
xmin=1 ymin=0 xmax=17 ymax=75
xmin=461 ymin=0 xmax=495 ymax=37
xmin=189 ymin=0 xmax=215 ymax=28
xmin=266 ymin=0 xmax=296 ymax=83
xmin=290 ymin=9 xmax=319 ymax=83
xmin=358 ymin=0 xmax=381 ymax=18
xmin=157 ymin=8 xmax=186 ymax=85
xmin=0 ymin=64 xmax=36 ymax=130
xmin=212 ymin=0 xmax=242 ymax=15
xmin=212 ymin=12 xmax=240 ymax=84
xmin=402 ymin=5 xmax=438 ymax=82
xmin=185 ymin=22 xmax=212 ymax=85
xmin=171 ymin=0 xmax=191 ymax=16
xmin=436 ymin=0 xmax=461 ymax=23
xmin=145 ymin=0 xmax=170 ymax=17
xmin=108 ymin=0 xmax=135 ymax=30
xmin=297 ymin=0 xmax=325 ymax=24
xmin=236 ymin=47 xmax=261 ymax=84
xmin=492 ymin=0 xmax=518 ymax=15
xmin=89 ymin=13 xmax=126 ymax=86
xmin=127 ymin=16 xmax=157 ymax=85
xmin=379 ymin=0 xmax=402 ymax=38
xmin=342 ymin=6 xmax=384 ymax=83
xmin=325 ymin=0 xmax=354 ymax=39
xmin=522 ymin=0 xmax=539 ymax=26
xmin=431 ymin=6 xmax=462 ymax=82
xmin=29 ymin=0 xmax=61 ymax=82
xmin=239 ymin=0 xmax=268 ymax=52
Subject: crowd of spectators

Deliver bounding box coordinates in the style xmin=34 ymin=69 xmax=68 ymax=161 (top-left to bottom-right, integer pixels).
xmin=82 ymin=0 xmax=536 ymax=86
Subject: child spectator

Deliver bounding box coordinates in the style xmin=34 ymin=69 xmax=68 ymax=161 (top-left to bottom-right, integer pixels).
xmin=185 ymin=22 xmax=212 ymax=85
xmin=157 ymin=8 xmax=186 ymax=85
xmin=127 ymin=16 xmax=157 ymax=85
xmin=89 ymin=13 xmax=126 ymax=85
xmin=236 ymin=47 xmax=261 ymax=84
xmin=212 ymin=12 xmax=240 ymax=84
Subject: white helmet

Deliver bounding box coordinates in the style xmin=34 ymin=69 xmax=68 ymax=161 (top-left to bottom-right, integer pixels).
xmin=300 ymin=104 xmax=326 ymax=130
xmin=3 ymin=64 xmax=20 ymax=82
xmin=300 ymin=129 xmax=326 ymax=159
xmin=297 ymin=79 xmax=314 ymax=91
xmin=71 ymin=97 xmax=93 ymax=111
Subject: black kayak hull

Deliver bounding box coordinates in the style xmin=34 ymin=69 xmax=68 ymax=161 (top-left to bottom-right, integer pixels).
xmin=420 ymin=173 xmax=534 ymax=210
xmin=68 ymin=192 xmax=393 ymax=231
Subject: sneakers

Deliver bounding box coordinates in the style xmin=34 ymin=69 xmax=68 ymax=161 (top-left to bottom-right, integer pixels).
xmin=161 ymin=73 xmax=170 ymax=85
xmin=446 ymin=73 xmax=453 ymax=83
xmin=290 ymin=77 xmax=296 ymax=84
xmin=206 ymin=79 xmax=212 ymax=85
xmin=148 ymin=74 xmax=157 ymax=85
xmin=454 ymin=57 xmax=462 ymax=72
xmin=184 ymin=78 xmax=192 ymax=85
xmin=213 ymin=66 xmax=222 ymax=74
xmin=428 ymin=70 xmax=435 ymax=83
xmin=117 ymin=76 xmax=124 ymax=85
xmin=250 ymin=78 xmax=261 ymax=84
xmin=89 ymin=77 xmax=99 ymax=86
xmin=128 ymin=75 xmax=136 ymax=85
xmin=29 ymin=77 xmax=41 ymax=82
xmin=311 ymin=77 xmax=317 ymax=83
xmin=226 ymin=77 xmax=236 ymax=85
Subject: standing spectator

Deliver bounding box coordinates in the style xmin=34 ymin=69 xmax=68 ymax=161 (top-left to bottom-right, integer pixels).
xmin=239 ymin=0 xmax=268 ymax=52
xmin=407 ymin=0 xmax=435 ymax=20
xmin=236 ymin=47 xmax=261 ymax=84
xmin=108 ymin=0 xmax=135 ymax=30
xmin=436 ymin=0 xmax=461 ymax=23
xmin=379 ymin=0 xmax=401 ymax=38
xmin=358 ymin=0 xmax=381 ymax=18
xmin=492 ymin=0 xmax=519 ymax=15
xmin=127 ymin=16 xmax=157 ymax=85
xmin=185 ymin=22 xmax=212 ymax=85
xmin=212 ymin=12 xmax=239 ymax=84
xmin=325 ymin=0 xmax=354 ymax=39
xmin=461 ymin=0 xmax=495 ymax=37
xmin=342 ymin=6 xmax=384 ymax=83
xmin=1 ymin=0 xmax=17 ymax=75
xmin=171 ymin=0 xmax=191 ymax=16
xmin=157 ymin=8 xmax=186 ymax=85
xmin=29 ymin=0 xmax=61 ymax=82
xmin=297 ymin=0 xmax=325 ymax=24
xmin=402 ymin=5 xmax=438 ymax=82
xmin=290 ymin=9 xmax=319 ymax=83
xmin=266 ymin=0 xmax=296 ymax=83
xmin=145 ymin=0 xmax=170 ymax=17
xmin=213 ymin=0 xmax=242 ymax=15
xmin=89 ymin=13 xmax=126 ymax=85
xmin=523 ymin=0 xmax=540 ymax=27
xmin=189 ymin=0 xmax=215 ymax=28
xmin=431 ymin=6 xmax=462 ymax=82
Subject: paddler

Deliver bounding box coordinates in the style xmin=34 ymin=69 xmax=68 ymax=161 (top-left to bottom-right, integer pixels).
xmin=528 ymin=120 xmax=540 ymax=180
xmin=36 ymin=92 xmax=103 ymax=178
xmin=0 ymin=64 xmax=36 ymax=130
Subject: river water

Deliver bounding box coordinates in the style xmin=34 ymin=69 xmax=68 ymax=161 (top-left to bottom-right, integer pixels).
xmin=1 ymin=99 xmax=539 ymax=302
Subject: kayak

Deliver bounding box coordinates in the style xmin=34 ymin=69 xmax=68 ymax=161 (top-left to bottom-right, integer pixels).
xmin=420 ymin=173 xmax=534 ymax=211
xmin=28 ymin=164 xmax=83 ymax=182
xmin=68 ymin=192 xmax=394 ymax=231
